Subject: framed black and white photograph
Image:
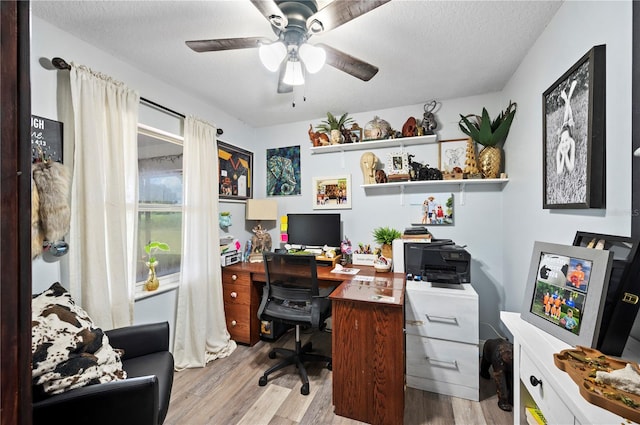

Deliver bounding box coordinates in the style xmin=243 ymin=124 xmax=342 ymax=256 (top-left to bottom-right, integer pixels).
xmin=312 ymin=175 xmax=351 ymax=210
xmin=218 ymin=141 xmax=253 ymax=200
xmin=543 ymin=45 xmax=606 ymax=209
xmin=386 ymin=152 xmax=409 ymax=175
xmin=438 ymin=138 xmax=469 ymax=172
xmin=521 ymin=241 xmax=613 ymax=347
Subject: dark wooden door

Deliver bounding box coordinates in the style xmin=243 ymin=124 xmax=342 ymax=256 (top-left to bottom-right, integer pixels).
xmin=0 ymin=1 xmax=32 ymax=424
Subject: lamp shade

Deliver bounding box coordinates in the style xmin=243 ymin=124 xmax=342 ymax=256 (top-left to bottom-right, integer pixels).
xmin=282 ymin=60 xmax=305 ymax=86
xmin=245 ymin=199 xmax=278 ymax=221
xmin=299 ymin=43 xmax=326 ymax=74
xmin=259 ymin=41 xmax=287 ymax=72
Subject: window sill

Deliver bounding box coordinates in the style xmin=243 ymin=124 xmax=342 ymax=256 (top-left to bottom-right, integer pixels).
xmin=134 ymin=276 xmax=180 ymax=301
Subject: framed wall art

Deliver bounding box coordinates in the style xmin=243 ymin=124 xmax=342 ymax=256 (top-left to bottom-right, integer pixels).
xmin=520 ymin=241 xmax=613 ymax=348
xmin=312 ymin=175 xmax=351 ymax=210
xmin=438 ymin=138 xmax=469 ymax=172
xmin=543 ymin=44 xmax=606 ymax=209
xmin=347 ymin=124 xmax=363 ymax=143
xmin=266 ymin=145 xmax=301 ymax=196
xmin=411 ymin=193 xmax=454 ymax=225
xmin=218 ymin=141 xmax=253 ymax=200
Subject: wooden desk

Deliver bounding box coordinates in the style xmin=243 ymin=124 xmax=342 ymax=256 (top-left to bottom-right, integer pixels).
xmin=222 ymin=262 xmax=406 ymax=425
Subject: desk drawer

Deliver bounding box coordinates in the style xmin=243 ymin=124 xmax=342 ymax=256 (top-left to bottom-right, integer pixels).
xmin=223 ymin=282 xmax=251 ymax=306
xmin=405 ymin=290 xmax=477 ymax=343
xmin=223 ymin=303 xmax=251 ymax=344
xmin=222 ymin=270 xmax=251 ymax=286
xmin=520 ymin=348 xmax=574 ymax=425
xmin=406 ymin=334 xmax=478 ymax=387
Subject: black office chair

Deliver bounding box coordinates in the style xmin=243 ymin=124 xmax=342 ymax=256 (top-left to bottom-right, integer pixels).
xmin=257 ymin=252 xmax=333 ymax=395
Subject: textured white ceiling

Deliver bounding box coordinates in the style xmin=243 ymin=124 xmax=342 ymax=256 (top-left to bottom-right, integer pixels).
xmin=31 ymin=0 xmax=563 ymax=128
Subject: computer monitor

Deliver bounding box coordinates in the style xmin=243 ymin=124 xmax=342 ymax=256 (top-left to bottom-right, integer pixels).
xmin=286 ymin=213 xmax=341 ymax=248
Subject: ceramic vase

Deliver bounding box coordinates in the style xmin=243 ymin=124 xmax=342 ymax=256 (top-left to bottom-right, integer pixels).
xmin=381 ymin=244 xmax=393 ymax=259
xmin=478 ymin=146 xmax=502 ymax=178
xmin=330 ymin=129 xmax=343 ymax=144
xmin=144 ymin=262 xmax=159 ymax=291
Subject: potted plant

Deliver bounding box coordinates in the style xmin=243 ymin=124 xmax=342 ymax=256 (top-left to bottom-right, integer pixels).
xmin=316 ymin=112 xmax=354 ymax=144
xmin=143 ymin=241 xmax=170 ymax=291
xmin=458 ymin=100 xmax=517 ymax=178
xmin=372 ymin=226 xmax=402 ymax=259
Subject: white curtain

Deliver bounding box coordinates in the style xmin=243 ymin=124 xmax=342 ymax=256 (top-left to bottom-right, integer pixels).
xmin=173 ymin=117 xmax=236 ymax=369
xmin=67 ymin=64 xmax=139 ymax=330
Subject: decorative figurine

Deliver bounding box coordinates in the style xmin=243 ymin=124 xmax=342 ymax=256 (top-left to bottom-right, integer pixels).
xmin=422 ymin=100 xmax=439 ymax=135
xmin=402 ymin=117 xmax=417 ymax=137
xmin=308 ymin=124 xmax=329 ymax=147
xmin=480 ymin=338 xmax=514 ymax=412
xmin=360 ymin=152 xmax=379 ymax=184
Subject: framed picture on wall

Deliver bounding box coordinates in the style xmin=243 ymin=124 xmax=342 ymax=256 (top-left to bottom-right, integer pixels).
xmin=218 ymin=141 xmax=253 ymax=200
xmin=312 ymin=175 xmax=351 ymax=210
xmin=542 ymin=45 xmax=606 ymax=209
xmin=438 ymin=138 xmax=469 ymax=173
xmin=520 ymin=241 xmax=613 ymax=347
xmin=267 ymin=145 xmax=301 ymax=196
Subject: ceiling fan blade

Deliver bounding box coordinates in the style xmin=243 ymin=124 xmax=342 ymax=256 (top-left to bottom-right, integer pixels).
xmin=186 ymin=37 xmax=270 ymax=53
xmin=307 ymin=0 xmax=390 ymax=35
xmin=277 ymin=63 xmax=293 ymax=94
xmin=250 ymin=0 xmax=288 ymax=30
xmin=317 ymin=43 xmax=379 ymax=82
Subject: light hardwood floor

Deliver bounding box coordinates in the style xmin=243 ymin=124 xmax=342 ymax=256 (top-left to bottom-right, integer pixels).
xmin=164 ymin=329 xmax=513 ymax=425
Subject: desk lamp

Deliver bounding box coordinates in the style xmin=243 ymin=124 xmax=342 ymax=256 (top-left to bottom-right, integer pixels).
xmin=245 ymin=199 xmax=278 ymax=263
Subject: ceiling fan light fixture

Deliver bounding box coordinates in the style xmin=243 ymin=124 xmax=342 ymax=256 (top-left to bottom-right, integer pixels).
xmin=283 ymin=60 xmax=305 ymax=86
xmin=298 ymin=43 xmax=326 ymax=74
xmin=259 ymin=41 xmax=287 ymax=72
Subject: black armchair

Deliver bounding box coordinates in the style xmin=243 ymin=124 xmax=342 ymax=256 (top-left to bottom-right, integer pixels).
xmin=33 ymin=322 xmax=174 ymax=425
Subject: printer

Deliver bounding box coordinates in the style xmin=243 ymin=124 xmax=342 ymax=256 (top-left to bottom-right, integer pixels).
xmin=400 ymin=240 xmax=471 ymax=284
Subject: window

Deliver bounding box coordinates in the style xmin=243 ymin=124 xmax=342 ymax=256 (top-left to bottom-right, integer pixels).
xmin=136 ymin=124 xmax=183 ymax=284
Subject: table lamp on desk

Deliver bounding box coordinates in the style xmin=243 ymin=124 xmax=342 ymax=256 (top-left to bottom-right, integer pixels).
xmin=245 ymin=199 xmax=278 ymax=263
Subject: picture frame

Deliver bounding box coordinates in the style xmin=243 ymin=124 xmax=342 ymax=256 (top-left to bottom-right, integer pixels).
xmin=438 ymin=138 xmax=469 ymax=172
xmin=218 ymin=140 xmax=253 ymax=200
xmin=347 ymin=123 xmax=363 ymax=143
xmin=542 ymin=45 xmax=606 ymax=209
xmin=266 ymin=145 xmax=301 ymax=196
xmin=521 ymin=241 xmax=613 ymax=348
xmin=386 ymin=152 xmax=409 ymax=175
xmin=411 ymin=193 xmax=454 ymax=226
xmin=312 ymin=175 xmax=351 ymax=210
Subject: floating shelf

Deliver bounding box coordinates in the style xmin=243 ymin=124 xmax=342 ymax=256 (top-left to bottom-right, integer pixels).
xmin=361 ymin=178 xmax=509 ymax=190
xmin=309 ymin=134 xmax=437 ymax=154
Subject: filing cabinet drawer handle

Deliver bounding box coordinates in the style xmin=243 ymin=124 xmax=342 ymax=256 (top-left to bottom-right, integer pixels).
xmin=425 ymin=357 xmax=459 ymax=370
xmin=230 ymin=291 xmax=238 ymax=298
xmin=530 ymin=375 xmax=543 ymax=388
xmin=231 ymin=274 xmax=238 ymax=281
xmin=231 ymin=320 xmax=237 ymax=327
xmin=425 ymin=314 xmax=459 ymax=325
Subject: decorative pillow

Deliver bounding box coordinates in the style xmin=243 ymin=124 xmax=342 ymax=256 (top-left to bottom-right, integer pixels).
xmin=31 ymin=282 xmax=127 ymax=396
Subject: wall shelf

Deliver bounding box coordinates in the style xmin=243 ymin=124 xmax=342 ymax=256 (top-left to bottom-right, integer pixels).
xmin=361 ymin=178 xmax=509 ymax=190
xmin=309 ymin=134 xmax=437 ymax=154
xmin=361 ymin=178 xmax=509 ymax=205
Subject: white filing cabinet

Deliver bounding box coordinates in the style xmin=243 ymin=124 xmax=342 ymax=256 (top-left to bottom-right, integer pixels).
xmin=405 ymin=281 xmax=479 ymax=401
xmin=501 ymin=311 xmax=636 ymax=425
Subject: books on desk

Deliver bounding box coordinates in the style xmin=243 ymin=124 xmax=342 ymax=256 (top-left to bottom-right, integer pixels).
xmin=331 ymin=265 xmax=360 ymax=275
xmin=525 ymin=406 xmax=546 ymax=425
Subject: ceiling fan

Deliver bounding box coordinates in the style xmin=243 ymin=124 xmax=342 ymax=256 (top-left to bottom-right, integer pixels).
xmin=186 ymin=0 xmax=390 ymax=93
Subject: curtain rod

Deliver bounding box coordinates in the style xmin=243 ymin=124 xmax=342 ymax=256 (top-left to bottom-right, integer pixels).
xmin=51 ymin=57 xmax=224 ymax=136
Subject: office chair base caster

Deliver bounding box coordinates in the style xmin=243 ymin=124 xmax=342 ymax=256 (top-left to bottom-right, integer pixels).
xmin=300 ymin=383 xmax=309 ymax=395
xmin=258 ymin=376 xmax=268 ymax=386
xmin=327 ymin=361 xmax=332 ymax=371
xmin=268 ymin=351 xmax=277 ymax=359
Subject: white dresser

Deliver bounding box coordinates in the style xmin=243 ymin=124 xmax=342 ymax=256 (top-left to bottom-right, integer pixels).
xmin=501 ymin=311 xmax=637 ymax=425
xmin=405 ymin=281 xmax=479 ymax=401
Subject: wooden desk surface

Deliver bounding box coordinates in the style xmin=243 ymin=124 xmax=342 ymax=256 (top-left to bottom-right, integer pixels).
xmin=223 ymin=261 xmax=405 ymax=307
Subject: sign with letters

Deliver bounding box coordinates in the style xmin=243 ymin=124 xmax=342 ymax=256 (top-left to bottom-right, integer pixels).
xmin=31 ymin=115 xmax=63 ymax=163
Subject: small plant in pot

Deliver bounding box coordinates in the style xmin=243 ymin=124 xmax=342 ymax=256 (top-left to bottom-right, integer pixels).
xmin=458 ymin=100 xmax=517 ymax=178
xmin=372 ymin=226 xmax=402 ymax=259
xmin=316 ymin=112 xmax=354 ymax=145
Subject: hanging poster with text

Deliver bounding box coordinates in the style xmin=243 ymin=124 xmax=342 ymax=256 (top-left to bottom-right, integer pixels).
xmin=31 ymin=115 xmax=63 ymax=163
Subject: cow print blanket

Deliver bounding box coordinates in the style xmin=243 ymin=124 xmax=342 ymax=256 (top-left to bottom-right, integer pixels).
xmin=32 ymin=282 xmax=126 ymax=396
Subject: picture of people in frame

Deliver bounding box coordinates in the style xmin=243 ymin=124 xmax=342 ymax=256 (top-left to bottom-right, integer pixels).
xmin=529 ymin=252 xmax=591 ymax=336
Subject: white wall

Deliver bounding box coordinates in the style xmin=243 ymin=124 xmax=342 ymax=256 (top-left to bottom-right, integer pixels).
xmin=31 ymin=1 xmax=633 ymax=341
xmin=501 ymin=1 xmax=632 ymax=319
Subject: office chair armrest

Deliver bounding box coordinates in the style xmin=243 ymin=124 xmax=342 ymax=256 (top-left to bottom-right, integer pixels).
xmin=33 ymin=376 xmax=159 ymax=425
xmin=311 ymin=296 xmax=332 ymax=329
xmin=105 ymin=322 xmax=170 ymax=360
